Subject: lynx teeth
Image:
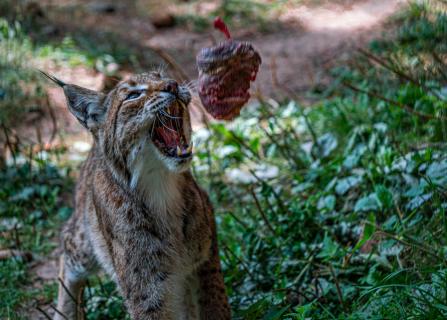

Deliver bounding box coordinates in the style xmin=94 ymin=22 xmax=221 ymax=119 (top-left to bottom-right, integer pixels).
xmin=186 ymin=142 xmax=193 ymax=153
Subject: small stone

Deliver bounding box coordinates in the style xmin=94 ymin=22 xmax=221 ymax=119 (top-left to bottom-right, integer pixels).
xmin=87 ymin=2 xmax=117 ymax=14
xmin=151 ymin=13 xmax=176 ymax=28
xmin=73 ymin=141 xmax=91 ymax=153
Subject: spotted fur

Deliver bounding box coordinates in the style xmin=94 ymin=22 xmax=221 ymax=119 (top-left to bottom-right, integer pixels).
xmin=53 ymin=72 xmax=231 ymax=320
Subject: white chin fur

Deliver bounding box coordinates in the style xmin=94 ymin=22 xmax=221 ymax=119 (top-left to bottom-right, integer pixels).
xmin=127 ymin=139 xmax=188 ymax=212
xmin=155 ymin=148 xmax=192 ymax=173
xmin=128 ymin=137 xmax=191 ymax=181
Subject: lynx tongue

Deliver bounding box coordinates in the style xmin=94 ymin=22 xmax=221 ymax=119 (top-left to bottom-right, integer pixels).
xmin=155 ymin=126 xmax=180 ymax=148
xmin=152 ymin=111 xmax=191 ymax=158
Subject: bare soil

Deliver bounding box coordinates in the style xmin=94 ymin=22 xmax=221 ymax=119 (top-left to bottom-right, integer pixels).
xmin=26 ymin=0 xmax=405 ymax=150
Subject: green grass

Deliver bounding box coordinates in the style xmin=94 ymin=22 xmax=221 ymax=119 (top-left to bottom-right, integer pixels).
xmin=0 ymin=19 xmax=47 ymax=129
xmin=0 ymin=150 xmax=73 ymax=319
xmin=1 ymin=1 xmax=447 ymax=319
xmin=175 ymin=0 xmax=287 ymax=32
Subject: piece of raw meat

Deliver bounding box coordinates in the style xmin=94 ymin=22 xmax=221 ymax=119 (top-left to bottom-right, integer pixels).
xmin=196 ymin=17 xmax=262 ymax=120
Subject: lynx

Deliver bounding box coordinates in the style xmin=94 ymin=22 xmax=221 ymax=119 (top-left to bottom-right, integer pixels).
xmin=44 ymin=72 xmax=231 ymax=320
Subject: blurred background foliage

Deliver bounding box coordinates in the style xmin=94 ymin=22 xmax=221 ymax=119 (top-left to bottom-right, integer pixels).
xmin=1 ymin=0 xmax=447 ymax=319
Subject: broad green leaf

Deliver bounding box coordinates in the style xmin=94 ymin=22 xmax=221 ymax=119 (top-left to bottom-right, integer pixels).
xmin=263 ymin=305 xmax=290 ymax=320
xmin=426 ymin=160 xmax=447 ymax=186
xmin=374 ymin=185 xmax=393 ymax=209
xmin=317 ymin=233 xmax=340 ymax=259
xmin=314 ymin=133 xmax=338 ymax=158
xmin=335 ymin=176 xmax=362 ymax=195
xmin=406 ymin=193 xmax=433 ymax=210
xmin=317 ymin=195 xmax=336 ymax=211
xmin=354 ymin=193 xmax=382 ymax=212
xmin=353 ymin=213 xmax=376 ymax=252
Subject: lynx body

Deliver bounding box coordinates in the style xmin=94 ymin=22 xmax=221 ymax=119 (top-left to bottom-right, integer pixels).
xmin=49 ymin=72 xmax=231 ymax=320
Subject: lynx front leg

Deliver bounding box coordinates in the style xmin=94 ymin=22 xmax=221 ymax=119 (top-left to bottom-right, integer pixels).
xmin=117 ymin=271 xmax=174 ymax=320
xmin=54 ymin=217 xmax=97 ymax=320
xmin=197 ymin=235 xmax=231 ymax=320
xmin=54 ymin=254 xmax=86 ymax=320
xmin=112 ymin=235 xmax=181 ymax=320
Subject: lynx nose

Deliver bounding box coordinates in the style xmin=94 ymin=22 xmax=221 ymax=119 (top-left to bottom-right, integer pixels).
xmin=162 ymin=80 xmax=179 ymax=96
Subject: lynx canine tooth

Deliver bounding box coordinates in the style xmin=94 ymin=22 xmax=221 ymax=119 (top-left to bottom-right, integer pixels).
xmin=176 ymin=146 xmax=182 ymax=156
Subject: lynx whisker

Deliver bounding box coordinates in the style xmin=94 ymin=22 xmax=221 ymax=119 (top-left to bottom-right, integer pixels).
xmin=150 ymin=120 xmax=156 ymax=140
xmin=156 ymin=114 xmax=177 ymax=133
xmin=160 ymin=110 xmax=182 ymax=120
xmin=183 ymin=80 xmax=198 ymax=91
xmin=157 ymin=63 xmax=168 ymax=76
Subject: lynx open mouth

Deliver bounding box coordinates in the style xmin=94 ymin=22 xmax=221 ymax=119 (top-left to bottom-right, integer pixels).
xmin=151 ymin=100 xmax=192 ymax=160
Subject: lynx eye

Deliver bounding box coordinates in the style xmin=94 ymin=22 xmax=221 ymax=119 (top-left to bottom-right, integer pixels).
xmin=125 ymin=90 xmax=144 ymax=101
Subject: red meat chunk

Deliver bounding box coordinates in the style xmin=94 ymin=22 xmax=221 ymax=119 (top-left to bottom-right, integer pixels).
xmin=196 ymin=18 xmax=262 ymax=120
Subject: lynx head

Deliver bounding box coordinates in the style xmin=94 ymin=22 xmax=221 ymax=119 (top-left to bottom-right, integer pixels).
xmin=43 ymin=71 xmax=193 ymax=179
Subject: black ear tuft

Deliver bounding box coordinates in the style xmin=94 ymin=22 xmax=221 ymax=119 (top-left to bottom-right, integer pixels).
xmin=39 ymin=70 xmax=66 ymax=87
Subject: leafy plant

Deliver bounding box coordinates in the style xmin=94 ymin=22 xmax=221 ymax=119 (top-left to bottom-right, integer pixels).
xmin=0 ymin=19 xmax=46 ymax=129
xmin=0 ymin=150 xmax=73 ymax=318
xmin=190 ymin=2 xmax=447 ymax=319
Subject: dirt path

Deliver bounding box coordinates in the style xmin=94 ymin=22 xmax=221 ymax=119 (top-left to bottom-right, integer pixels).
xmin=252 ymin=0 xmax=406 ymax=96
xmin=144 ymin=0 xmax=405 ymax=97
xmin=35 ymin=0 xmax=405 ymax=147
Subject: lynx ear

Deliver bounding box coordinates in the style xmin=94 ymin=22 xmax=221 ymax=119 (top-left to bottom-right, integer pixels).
xmin=40 ymin=71 xmax=106 ymax=130
xmin=63 ymin=84 xmax=106 ymax=130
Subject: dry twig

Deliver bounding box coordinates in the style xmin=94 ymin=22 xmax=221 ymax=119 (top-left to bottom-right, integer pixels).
xmin=343 ymin=82 xmax=447 ymax=121
xmin=249 ymin=187 xmax=276 ymax=236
